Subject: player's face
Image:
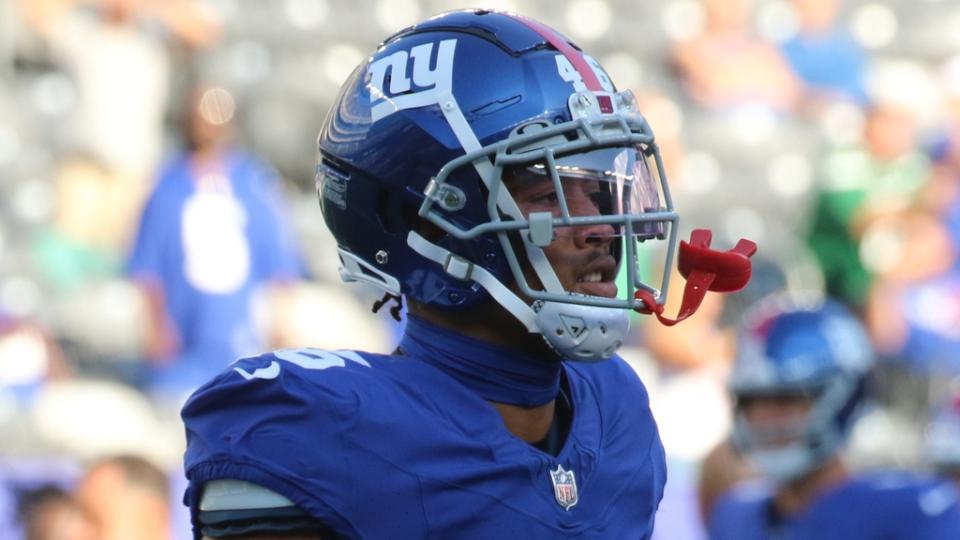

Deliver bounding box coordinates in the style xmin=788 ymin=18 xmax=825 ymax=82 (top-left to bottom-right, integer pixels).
xmin=739 ymin=394 xmax=814 ymax=449
xmin=501 ymin=146 xmax=661 ymax=301
xmin=506 ymin=172 xmax=619 ymax=298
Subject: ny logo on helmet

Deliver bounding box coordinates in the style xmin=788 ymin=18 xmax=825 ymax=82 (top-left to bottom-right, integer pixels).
xmin=367 ymin=39 xmax=457 ymax=122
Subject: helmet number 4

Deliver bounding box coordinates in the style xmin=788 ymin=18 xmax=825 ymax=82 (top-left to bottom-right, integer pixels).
xmin=554 ymin=54 xmax=614 ymax=93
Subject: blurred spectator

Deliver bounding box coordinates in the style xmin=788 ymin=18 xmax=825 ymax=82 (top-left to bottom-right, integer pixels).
xmin=780 ymin=0 xmax=869 ymax=109
xmin=18 ymin=485 xmax=96 ymax=540
xmin=18 ymin=0 xmax=221 ymax=250
xmin=0 ymin=314 xmax=70 ymax=401
xmin=806 ymin=102 xmax=930 ymax=312
xmin=127 ymin=83 xmax=304 ymax=398
xmin=31 ymin=156 xmax=122 ymax=292
xmin=75 ymin=455 xmax=170 ymax=540
xmin=671 ymin=0 xmax=800 ymax=112
xmin=866 ymin=209 xmax=960 ymax=373
xmin=923 ymin=55 xmax=960 ymax=248
xmin=19 ymin=0 xmax=220 ymax=175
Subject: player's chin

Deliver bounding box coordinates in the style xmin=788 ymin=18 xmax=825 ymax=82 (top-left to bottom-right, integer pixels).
xmin=572 ymin=281 xmax=618 ymax=298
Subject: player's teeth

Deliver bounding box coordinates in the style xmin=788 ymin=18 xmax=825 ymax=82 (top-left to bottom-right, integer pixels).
xmin=581 ymin=272 xmax=601 ymax=283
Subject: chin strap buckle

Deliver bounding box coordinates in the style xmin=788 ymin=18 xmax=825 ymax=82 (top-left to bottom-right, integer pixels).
xmin=635 ymin=229 xmax=757 ymax=326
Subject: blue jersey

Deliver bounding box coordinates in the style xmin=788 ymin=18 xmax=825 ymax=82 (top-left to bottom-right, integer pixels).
xmin=181 ymin=348 xmax=666 ymax=539
xmin=708 ymin=472 xmax=960 ymax=540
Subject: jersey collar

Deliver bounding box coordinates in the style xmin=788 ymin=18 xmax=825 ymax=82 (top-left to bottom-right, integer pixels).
xmin=399 ymin=315 xmax=562 ymax=407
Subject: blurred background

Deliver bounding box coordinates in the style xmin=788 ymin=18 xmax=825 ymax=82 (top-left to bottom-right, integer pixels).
xmin=2 ymin=0 xmax=960 ymax=538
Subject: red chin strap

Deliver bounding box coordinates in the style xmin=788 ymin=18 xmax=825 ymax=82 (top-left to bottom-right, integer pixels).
xmin=635 ymin=229 xmax=757 ymax=326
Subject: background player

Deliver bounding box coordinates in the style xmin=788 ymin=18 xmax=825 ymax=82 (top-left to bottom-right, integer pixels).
xmin=708 ymin=294 xmax=960 ymax=539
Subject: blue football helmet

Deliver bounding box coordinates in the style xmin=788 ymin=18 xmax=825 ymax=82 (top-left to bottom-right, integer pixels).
xmin=315 ymin=9 xmax=680 ymax=360
xmin=924 ymin=386 xmax=960 ymax=474
xmin=730 ymin=294 xmax=875 ymax=483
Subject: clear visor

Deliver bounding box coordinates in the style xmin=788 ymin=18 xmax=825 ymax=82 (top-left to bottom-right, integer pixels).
xmin=502 ymin=146 xmax=664 ymax=240
xmin=497 ymin=145 xmax=670 ymax=304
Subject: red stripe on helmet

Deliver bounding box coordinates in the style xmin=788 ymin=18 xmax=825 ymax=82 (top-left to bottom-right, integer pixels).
xmin=509 ymin=15 xmax=604 ymax=92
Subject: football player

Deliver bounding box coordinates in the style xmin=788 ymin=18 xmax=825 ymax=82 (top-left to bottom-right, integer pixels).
xmin=709 ymin=294 xmax=960 ymax=539
xmin=181 ymin=9 xmax=756 ymax=540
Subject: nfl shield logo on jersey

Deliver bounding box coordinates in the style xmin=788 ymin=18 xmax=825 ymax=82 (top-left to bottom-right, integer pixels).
xmin=549 ymin=464 xmax=579 ymax=510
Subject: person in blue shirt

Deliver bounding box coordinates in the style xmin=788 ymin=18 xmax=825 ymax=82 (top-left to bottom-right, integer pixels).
xmin=128 ymin=83 xmax=303 ymax=397
xmin=180 ymin=9 xmax=757 ymax=540
xmin=779 ymin=0 xmax=869 ymax=106
xmin=709 ymin=294 xmax=960 ymax=540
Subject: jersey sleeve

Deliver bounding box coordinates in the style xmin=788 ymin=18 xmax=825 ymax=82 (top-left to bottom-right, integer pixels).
xmin=180 ymin=349 xmax=375 ymax=539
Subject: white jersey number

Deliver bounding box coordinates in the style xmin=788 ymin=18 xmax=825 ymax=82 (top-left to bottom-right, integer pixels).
xmin=234 ymin=348 xmax=370 ymax=381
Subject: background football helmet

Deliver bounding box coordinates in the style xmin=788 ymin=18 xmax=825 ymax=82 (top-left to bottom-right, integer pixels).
xmin=730 ymin=294 xmax=875 ymax=483
xmin=315 ymin=9 xmax=679 ymax=360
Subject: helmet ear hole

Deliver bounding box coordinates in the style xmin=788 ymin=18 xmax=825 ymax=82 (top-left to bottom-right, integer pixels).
xmin=373 ymin=189 xmax=388 ymax=232
xmin=417 ymin=219 xmax=447 ymax=243
xmin=375 ymin=187 xmax=423 ymax=237
xmin=375 ymin=188 xmax=402 ymax=235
